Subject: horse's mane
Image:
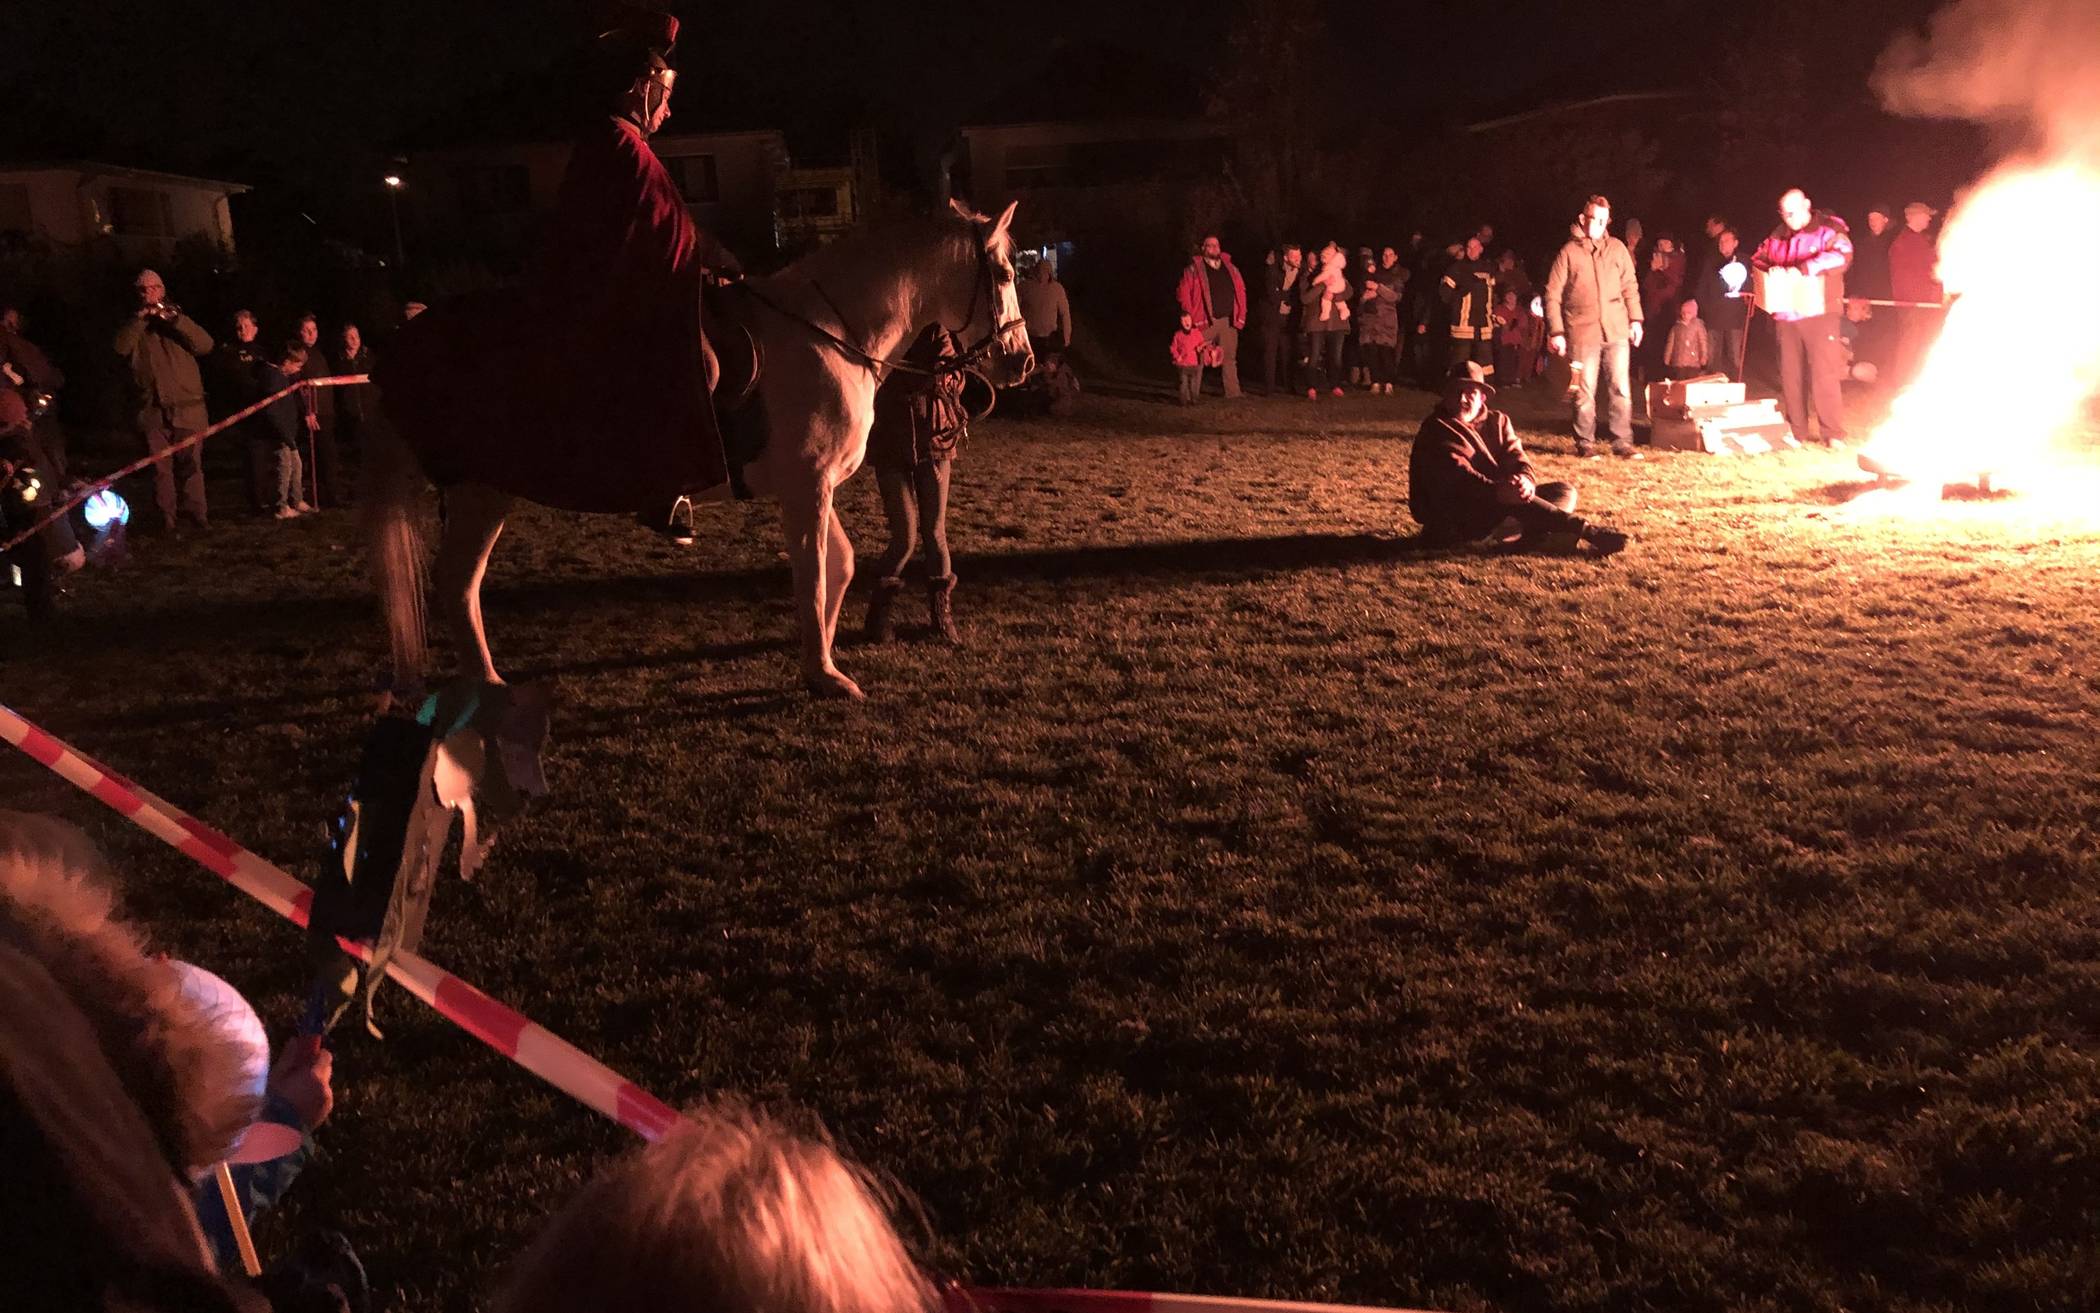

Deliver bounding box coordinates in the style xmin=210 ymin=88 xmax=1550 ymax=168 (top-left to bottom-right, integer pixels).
xmin=766 ymin=206 xmax=997 ymax=287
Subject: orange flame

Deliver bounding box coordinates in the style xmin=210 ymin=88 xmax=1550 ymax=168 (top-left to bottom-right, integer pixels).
xmin=1858 ymin=161 xmax=2100 ymax=489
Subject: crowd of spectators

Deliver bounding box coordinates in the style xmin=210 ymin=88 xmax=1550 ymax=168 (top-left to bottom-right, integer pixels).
xmin=1166 ymin=183 xmax=1944 ymax=455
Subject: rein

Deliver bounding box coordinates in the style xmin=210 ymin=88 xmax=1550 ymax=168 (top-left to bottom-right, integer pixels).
xmin=735 ymin=228 xmax=1022 ymax=382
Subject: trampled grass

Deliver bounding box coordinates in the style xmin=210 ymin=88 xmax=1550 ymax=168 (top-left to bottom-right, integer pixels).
xmin=5 ymin=381 xmax=2099 ymax=1312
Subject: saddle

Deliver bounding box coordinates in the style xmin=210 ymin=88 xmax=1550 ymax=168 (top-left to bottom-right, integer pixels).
xmin=704 ymin=283 xmax=766 ymax=497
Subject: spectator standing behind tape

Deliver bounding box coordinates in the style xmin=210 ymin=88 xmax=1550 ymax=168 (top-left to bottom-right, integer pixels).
xmin=335 ymin=324 xmax=374 ymax=502
xmin=1886 ymin=201 xmax=1944 ymax=388
xmin=494 ymin=1101 xmax=937 ymax=1313
xmin=113 ymin=268 xmax=216 ymax=534
xmin=213 ymin=310 xmax=273 ymax=512
xmin=258 ymin=342 xmax=317 ymax=520
xmin=295 ymin=315 xmax=345 ymax=509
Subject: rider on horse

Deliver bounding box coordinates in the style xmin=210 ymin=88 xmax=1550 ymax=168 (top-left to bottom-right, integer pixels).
xmin=378 ymin=5 xmax=740 ymax=545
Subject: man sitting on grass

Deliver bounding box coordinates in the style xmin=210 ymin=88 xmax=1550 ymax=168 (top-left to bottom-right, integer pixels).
xmin=1408 ymin=364 xmax=1629 ymax=554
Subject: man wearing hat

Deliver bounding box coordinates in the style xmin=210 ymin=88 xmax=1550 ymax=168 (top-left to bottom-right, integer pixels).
xmin=1408 ymin=364 xmax=1629 ymax=554
xmin=1887 ymin=201 xmax=1943 ymax=386
xmin=381 ymin=4 xmax=740 ymax=545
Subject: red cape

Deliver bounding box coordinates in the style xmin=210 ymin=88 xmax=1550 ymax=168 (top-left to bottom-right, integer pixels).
xmin=379 ymin=117 xmax=726 ymax=512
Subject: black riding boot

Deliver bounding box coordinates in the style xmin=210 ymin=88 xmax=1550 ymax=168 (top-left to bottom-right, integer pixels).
xmin=926 ymin=575 xmax=959 ymax=644
xmin=863 ymin=578 xmax=903 ymax=643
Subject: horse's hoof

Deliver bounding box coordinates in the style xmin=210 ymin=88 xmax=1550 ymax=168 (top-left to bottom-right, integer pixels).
xmin=805 ymin=671 xmax=865 ymax=701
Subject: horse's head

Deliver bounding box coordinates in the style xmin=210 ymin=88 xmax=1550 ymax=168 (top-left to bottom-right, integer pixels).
xmin=944 ymin=197 xmax=1034 ymax=388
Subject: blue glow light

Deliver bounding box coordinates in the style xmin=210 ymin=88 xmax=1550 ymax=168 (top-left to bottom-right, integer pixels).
xmin=83 ymin=488 xmax=130 ymax=530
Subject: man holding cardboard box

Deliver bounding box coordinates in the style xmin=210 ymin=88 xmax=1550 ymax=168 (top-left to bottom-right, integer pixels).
xmin=1752 ymin=188 xmax=1854 ymax=447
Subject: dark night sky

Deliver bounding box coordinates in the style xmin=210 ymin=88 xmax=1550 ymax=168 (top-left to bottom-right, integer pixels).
xmin=3 ymin=0 xmax=1949 ymax=166
xmin=0 ymin=0 xmax=1963 ymax=251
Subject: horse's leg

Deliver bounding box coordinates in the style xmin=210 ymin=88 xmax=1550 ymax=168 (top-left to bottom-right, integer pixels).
xmin=431 ymin=483 xmax=514 ymax=683
xmin=780 ymin=474 xmax=863 ymax=700
xmin=821 ymin=501 xmax=854 ymax=650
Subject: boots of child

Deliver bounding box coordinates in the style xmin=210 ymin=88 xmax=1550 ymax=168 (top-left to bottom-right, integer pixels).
xmin=863 ymin=578 xmax=903 ymax=643
xmin=927 ymin=575 xmax=960 ymax=644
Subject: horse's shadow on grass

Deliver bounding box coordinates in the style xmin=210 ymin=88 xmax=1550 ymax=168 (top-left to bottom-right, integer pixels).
xmin=27 ymin=530 xmax=1449 ymax=710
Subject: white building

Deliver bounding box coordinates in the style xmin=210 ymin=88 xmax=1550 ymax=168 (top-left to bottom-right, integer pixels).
xmin=0 ymin=162 xmax=247 ymax=258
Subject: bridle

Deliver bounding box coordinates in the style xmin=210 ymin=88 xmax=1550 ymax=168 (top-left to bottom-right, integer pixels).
xmin=738 ymin=222 xmax=1028 ymax=382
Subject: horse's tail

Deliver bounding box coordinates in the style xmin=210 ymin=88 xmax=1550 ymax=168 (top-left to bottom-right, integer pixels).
xmin=359 ymin=412 xmax=429 ymax=693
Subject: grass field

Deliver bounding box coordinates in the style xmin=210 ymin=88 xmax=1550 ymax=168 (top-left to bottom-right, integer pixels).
xmin=5 ymin=379 xmax=2100 ymax=1313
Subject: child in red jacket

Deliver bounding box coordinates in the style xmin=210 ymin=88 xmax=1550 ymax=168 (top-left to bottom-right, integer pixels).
xmin=1171 ymin=310 xmax=1207 ymax=405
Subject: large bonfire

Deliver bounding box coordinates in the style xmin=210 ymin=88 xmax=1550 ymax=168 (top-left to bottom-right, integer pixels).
xmin=1854 ymin=0 xmax=2100 ymax=495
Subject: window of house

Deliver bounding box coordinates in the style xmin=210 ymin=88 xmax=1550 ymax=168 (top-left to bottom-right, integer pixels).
xmin=453 ymin=164 xmax=533 ymax=215
xmin=107 ymin=185 xmax=175 ymax=236
xmin=0 ymin=183 xmax=31 ymax=234
xmin=777 ymin=186 xmax=840 ymax=220
xmin=661 ymin=154 xmax=720 ymax=203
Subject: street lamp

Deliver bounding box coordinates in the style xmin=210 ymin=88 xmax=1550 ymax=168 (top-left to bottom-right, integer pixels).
xmin=382 ymin=172 xmax=407 ymax=284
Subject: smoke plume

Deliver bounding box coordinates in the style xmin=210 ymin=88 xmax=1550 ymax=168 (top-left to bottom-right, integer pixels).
xmin=1874 ymin=0 xmax=2100 ymax=150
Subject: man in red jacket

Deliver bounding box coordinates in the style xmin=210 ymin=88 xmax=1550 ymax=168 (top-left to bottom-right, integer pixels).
xmin=1752 ymin=187 xmax=1854 ymax=446
xmin=1886 ymin=200 xmax=1944 ymax=386
xmin=1176 ymin=235 xmax=1247 ymax=399
xmin=380 ymin=7 xmax=738 ymax=544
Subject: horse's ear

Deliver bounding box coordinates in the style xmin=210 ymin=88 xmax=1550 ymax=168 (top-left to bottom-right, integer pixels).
xmin=948 ymin=196 xmax=976 ymax=223
xmin=989 ymin=200 xmax=1018 ymax=245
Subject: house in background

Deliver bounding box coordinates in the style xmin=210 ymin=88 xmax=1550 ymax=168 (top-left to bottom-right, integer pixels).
xmin=0 ymin=162 xmax=247 ymax=259
xmin=405 ymin=127 xmax=792 ymax=272
xmin=959 ymin=41 xmax=1230 ymax=276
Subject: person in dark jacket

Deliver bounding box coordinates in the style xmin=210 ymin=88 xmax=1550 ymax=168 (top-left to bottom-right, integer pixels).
xmin=1256 ymin=245 xmax=1304 ymax=394
xmin=293 ymin=315 xmax=343 ymax=508
xmin=1438 ymin=235 xmax=1497 ymax=377
xmin=334 ymin=323 xmax=373 ymax=500
xmin=1694 ymin=229 xmax=1752 ymax=381
xmin=862 ymin=327 xmax=968 ymax=643
xmin=1408 ymin=364 xmax=1628 ymax=553
xmin=113 ymin=268 xmax=215 ymax=532
xmin=1298 ymin=242 xmax=1354 ymax=398
xmin=1751 ymin=187 xmax=1853 ymax=445
xmin=213 ymin=310 xmax=272 ymax=511
xmin=256 ymin=342 xmax=313 ymax=519
xmin=1543 ymin=194 xmax=1645 ymax=457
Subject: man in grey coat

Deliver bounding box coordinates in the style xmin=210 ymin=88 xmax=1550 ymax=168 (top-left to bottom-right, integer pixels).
xmin=113 ymin=269 xmax=216 ymax=530
xmin=1543 ymin=194 xmax=1644 ymax=458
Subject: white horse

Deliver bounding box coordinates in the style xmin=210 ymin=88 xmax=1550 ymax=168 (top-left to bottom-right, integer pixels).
xmin=366 ymin=199 xmax=1033 ymax=700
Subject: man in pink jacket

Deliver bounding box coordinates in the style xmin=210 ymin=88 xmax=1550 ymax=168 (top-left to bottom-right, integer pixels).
xmin=1752 ymin=187 xmax=1854 ymax=446
xmin=1176 ymin=235 xmax=1248 ymax=399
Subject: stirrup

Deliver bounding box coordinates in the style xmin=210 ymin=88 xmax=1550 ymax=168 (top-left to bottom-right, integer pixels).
xmin=641 ymin=495 xmax=697 ymax=546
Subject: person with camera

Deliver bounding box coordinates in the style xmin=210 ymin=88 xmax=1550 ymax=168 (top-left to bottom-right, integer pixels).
xmin=113 ymin=269 xmax=216 ymax=534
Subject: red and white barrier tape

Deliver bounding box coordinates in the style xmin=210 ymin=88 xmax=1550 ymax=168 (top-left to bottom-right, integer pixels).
xmin=0 ymin=700 xmax=679 ymax=1142
xmin=0 ymin=373 xmax=371 ymax=556
xmin=954 ymin=1288 xmax=1438 ymax=1313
